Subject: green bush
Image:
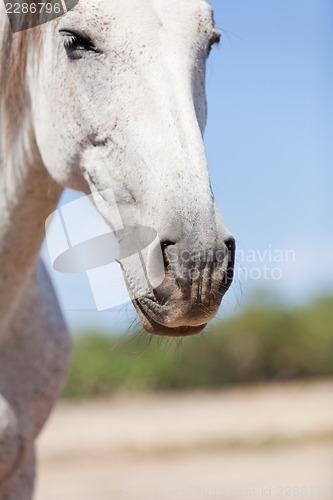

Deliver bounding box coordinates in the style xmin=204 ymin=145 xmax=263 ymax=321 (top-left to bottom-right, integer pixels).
xmin=63 ymin=295 xmax=333 ymax=399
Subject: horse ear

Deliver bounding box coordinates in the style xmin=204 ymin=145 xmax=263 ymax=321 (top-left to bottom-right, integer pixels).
xmin=4 ymin=0 xmax=80 ymax=33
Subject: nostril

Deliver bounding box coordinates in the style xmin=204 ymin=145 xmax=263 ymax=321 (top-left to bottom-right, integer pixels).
xmin=225 ymin=237 xmax=236 ymax=266
xmin=161 ymin=241 xmax=175 ymax=248
xmin=219 ymin=237 xmax=236 ymax=292
xmin=161 ymin=240 xmax=176 ymax=269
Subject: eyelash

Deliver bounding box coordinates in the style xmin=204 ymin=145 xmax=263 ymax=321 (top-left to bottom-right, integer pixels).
xmin=63 ymin=34 xmax=80 ymax=48
xmin=60 ymin=31 xmax=97 ymax=53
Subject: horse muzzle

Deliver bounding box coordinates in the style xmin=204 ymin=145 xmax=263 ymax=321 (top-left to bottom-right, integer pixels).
xmin=133 ymin=237 xmax=236 ymax=337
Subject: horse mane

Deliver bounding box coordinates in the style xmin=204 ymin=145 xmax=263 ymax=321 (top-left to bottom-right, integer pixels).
xmin=0 ymin=13 xmax=42 ymax=147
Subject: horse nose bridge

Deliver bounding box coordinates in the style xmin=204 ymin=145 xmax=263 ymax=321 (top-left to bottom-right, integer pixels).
xmin=151 ymin=175 xmax=215 ymax=221
xmin=170 ymin=196 xmax=223 ymax=239
xmin=137 ymin=79 xmax=209 ymax=179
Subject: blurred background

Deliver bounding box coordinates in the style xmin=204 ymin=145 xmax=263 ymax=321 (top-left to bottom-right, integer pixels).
xmin=36 ymin=0 xmax=333 ymax=499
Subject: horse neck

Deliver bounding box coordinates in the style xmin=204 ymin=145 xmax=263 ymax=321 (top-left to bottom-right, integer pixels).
xmin=0 ymin=119 xmax=62 ymax=326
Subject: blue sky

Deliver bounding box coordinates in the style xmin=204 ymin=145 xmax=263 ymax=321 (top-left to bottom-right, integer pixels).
xmin=206 ymin=0 xmax=333 ymax=299
xmin=44 ymin=0 xmax=333 ymax=333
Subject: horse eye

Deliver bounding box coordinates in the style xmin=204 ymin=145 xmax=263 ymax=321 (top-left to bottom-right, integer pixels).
xmin=59 ymin=30 xmax=98 ymax=59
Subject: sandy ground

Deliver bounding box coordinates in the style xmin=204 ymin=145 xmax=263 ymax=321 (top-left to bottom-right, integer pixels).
xmin=35 ymin=380 xmax=333 ymax=500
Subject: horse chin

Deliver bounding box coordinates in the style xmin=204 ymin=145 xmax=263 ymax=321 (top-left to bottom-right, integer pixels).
xmin=134 ymin=303 xmax=206 ymax=337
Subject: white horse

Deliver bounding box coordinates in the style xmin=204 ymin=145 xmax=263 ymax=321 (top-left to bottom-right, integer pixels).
xmin=0 ymin=0 xmax=235 ymax=497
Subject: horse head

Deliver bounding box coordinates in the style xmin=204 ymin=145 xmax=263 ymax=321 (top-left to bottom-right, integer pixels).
xmin=25 ymin=0 xmax=235 ymax=336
